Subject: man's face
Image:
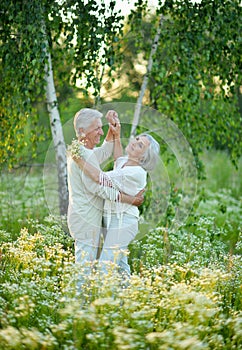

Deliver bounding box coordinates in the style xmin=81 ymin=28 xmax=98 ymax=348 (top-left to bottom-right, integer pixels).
xmin=84 ymin=118 xmax=104 ymax=149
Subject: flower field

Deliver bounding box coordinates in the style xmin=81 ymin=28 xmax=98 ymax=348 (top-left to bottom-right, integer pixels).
xmin=0 ymin=151 xmax=241 ymax=349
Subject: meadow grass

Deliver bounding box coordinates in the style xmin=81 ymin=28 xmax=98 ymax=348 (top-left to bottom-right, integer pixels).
xmin=201 ymin=149 xmax=242 ymax=198
xmin=0 ymin=223 xmax=241 ymax=349
xmin=0 ymin=150 xmax=241 ymax=349
xmin=0 ymin=167 xmax=49 ymax=238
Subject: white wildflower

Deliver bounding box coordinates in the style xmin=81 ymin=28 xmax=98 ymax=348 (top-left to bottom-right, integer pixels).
xmin=67 ymin=139 xmax=85 ymax=158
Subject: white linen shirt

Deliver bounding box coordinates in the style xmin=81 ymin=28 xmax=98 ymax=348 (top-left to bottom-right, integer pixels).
xmin=67 ymin=140 xmax=119 ymax=241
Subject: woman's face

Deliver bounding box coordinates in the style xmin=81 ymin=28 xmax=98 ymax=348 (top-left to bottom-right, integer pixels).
xmin=126 ymin=135 xmax=150 ymax=161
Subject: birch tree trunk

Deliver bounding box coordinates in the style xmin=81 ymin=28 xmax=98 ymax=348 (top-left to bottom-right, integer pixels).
xmin=130 ymin=15 xmax=163 ymax=139
xmin=45 ymin=45 xmax=68 ymax=216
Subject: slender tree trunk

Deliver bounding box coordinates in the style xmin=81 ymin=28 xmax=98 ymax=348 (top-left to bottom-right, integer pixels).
xmin=44 ymin=45 xmax=68 ymax=216
xmin=130 ymin=15 xmax=163 ymax=139
xmin=237 ymin=85 xmax=242 ymax=118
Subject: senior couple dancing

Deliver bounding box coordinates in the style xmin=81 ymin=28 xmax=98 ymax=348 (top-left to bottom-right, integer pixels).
xmin=67 ymin=108 xmax=160 ymax=278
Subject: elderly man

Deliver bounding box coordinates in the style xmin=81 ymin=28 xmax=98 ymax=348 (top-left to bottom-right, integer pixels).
xmin=67 ymin=108 xmax=143 ymax=265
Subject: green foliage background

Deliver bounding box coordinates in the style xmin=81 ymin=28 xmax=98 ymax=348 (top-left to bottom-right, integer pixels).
xmin=0 ymin=1 xmax=241 ymax=348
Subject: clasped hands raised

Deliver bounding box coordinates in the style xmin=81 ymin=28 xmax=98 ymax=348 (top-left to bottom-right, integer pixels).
xmin=105 ymin=110 xmax=120 ymax=139
xmin=105 ymin=110 xmax=145 ymax=206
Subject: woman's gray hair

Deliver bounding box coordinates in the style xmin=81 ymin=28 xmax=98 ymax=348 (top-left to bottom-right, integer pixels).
xmin=139 ymin=133 xmax=160 ymax=171
xmin=73 ymin=108 xmax=103 ymax=137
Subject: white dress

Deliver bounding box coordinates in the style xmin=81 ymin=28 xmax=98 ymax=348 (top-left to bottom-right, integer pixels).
xmin=98 ymin=156 xmax=147 ymax=276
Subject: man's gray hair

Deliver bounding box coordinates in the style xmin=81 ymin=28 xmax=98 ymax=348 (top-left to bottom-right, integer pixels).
xmin=139 ymin=133 xmax=160 ymax=171
xmin=73 ymin=108 xmax=103 ymax=137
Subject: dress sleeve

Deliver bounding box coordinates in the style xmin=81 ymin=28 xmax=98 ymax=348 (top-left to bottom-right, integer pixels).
xmin=118 ymin=168 xmax=147 ymax=196
xmin=100 ymin=169 xmax=124 ymax=192
xmin=93 ymin=140 xmax=113 ymax=164
xmin=98 ymin=172 xmax=121 ymax=201
xmin=99 ymin=166 xmax=147 ymax=196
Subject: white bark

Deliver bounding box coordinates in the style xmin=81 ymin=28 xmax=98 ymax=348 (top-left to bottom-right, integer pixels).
xmin=45 ymin=45 xmax=68 ymax=216
xmin=130 ymin=15 xmax=163 ymax=139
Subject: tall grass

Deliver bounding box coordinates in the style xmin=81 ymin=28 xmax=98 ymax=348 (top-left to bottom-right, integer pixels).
xmin=0 ymin=167 xmax=49 ymax=237
xmin=0 ymin=221 xmax=241 ymax=349
xmin=198 ymin=150 xmax=241 ymax=251
xmin=0 ymin=150 xmax=241 ymax=349
xmin=201 ymin=149 xmax=242 ymax=198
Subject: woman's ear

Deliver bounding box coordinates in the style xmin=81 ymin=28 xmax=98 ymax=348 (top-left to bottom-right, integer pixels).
xmin=140 ymin=157 xmax=144 ymax=163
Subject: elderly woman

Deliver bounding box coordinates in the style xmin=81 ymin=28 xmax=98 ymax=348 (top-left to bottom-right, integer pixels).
xmin=73 ymin=131 xmax=160 ymax=277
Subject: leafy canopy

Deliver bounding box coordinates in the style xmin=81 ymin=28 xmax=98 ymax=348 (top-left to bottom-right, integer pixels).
xmin=126 ymin=0 xmax=241 ymax=169
xmin=0 ymin=0 xmax=123 ymax=167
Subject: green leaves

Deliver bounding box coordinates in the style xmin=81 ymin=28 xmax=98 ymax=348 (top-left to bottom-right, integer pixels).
xmin=68 ymin=0 xmax=124 ymax=100
xmin=0 ymin=0 xmax=125 ymax=167
xmin=0 ymin=0 xmax=51 ymax=166
xmin=148 ymin=0 xmax=242 ymax=169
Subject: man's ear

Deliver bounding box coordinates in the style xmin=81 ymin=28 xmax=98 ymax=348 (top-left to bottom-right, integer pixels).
xmin=79 ymin=128 xmax=86 ymax=138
